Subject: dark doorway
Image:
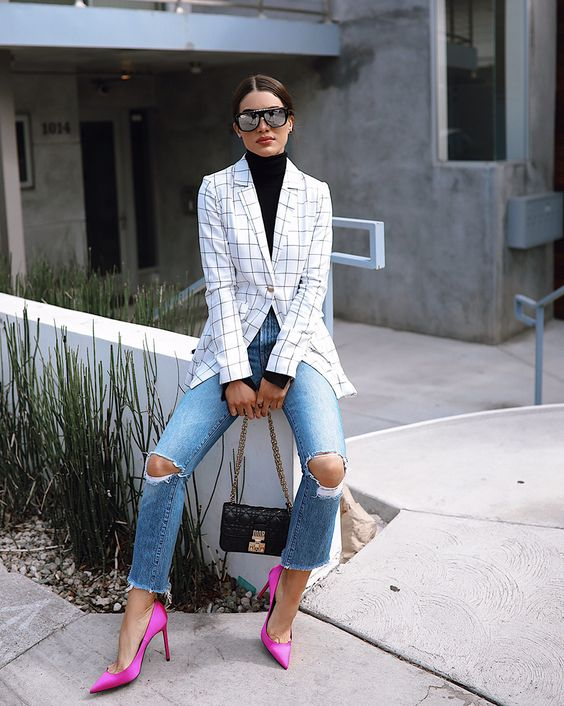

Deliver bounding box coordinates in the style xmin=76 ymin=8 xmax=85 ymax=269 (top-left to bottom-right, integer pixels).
xmin=129 ymin=110 xmax=157 ymax=270
xmin=80 ymin=121 xmax=121 ymax=274
xmin=554 ymin=2 xmax=564 ymax=318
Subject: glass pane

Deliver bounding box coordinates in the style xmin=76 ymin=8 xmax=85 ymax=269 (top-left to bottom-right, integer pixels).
xmin=444 ymin=0 xmax=506 ymax=160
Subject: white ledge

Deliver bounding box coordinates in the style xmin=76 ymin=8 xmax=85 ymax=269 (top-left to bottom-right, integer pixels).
xmin=0 ymin=4 xmax=340 ymax=56
xmin=0 ymin=292 xmax=196 ymax=363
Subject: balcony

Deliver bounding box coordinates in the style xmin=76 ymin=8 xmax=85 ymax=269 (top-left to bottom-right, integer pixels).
xmin=0 ymin=1 xmax=340 ymax=64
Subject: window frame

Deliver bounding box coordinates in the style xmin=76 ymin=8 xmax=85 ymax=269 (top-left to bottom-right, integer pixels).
xmin=430 ymin=0 xmax=529 ymax=165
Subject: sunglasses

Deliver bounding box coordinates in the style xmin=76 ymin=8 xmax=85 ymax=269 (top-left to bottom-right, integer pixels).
xmin=234 ymin=107 xmax=290 ymax=132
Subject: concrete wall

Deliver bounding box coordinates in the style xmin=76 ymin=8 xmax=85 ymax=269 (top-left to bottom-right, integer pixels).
xmin=294 ymin=0 xmax=556 ymax=343
xmin=14 ymin=74 xmax=87 ymax=268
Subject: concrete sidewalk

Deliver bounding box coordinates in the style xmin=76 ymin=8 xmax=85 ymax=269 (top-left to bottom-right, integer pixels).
xmin=1 ymin=320 xmax=563 ymax=705
xmin=334 ymin=317 xmax=564 ymax=437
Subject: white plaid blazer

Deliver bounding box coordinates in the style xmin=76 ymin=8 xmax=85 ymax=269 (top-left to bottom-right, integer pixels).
xmin=184 ymin=153 xmax=357 ymax=400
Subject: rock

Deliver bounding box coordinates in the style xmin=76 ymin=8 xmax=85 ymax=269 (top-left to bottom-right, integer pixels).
xmin=241 ymin=597 xmax=250 ymax=608
xmin=94 ymin=596 xmax=111 ymax=607
xmin=113 ymin=603 xmax=122 ymax=612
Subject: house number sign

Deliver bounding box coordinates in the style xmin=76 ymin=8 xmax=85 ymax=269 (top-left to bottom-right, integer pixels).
xmin=41 ymin=121 xmax=71 ymax=136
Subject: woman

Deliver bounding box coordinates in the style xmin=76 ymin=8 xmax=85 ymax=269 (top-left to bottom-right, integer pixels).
xmin=90 ymin=73 xmax=356 ymax=693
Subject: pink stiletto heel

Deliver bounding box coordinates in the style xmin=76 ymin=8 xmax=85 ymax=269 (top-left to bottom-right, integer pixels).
xmin=259 ymin=563 xmax=292 ymax=670
xmin=89 ymin=598 xmax=170 ymax=694
xmin=162 ymin=622 xmax=171 ymax=661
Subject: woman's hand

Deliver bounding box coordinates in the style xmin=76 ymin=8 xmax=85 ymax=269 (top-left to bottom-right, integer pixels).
xmin=225 ymin=380 xmax=259 ymax=419
xmin=255 ymin=378 xmax=291 ymax=417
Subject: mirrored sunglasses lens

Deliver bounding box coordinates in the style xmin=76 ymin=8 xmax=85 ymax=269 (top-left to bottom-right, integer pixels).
xmin=265 ymin=109 xmax=287 ymax=127
xmin=238 ymin=113 xmax=258 ymax=131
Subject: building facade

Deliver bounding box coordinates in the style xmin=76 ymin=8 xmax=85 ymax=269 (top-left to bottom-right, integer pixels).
xmin=0 ymin=0 xmax=560 ymax=343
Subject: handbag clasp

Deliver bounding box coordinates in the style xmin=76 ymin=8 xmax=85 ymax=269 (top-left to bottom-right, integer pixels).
xmin=248 ymin=529 xmax=266 ymax=553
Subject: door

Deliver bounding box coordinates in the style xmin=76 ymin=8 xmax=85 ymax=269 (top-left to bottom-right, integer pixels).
xmin=80 ymin=118 xmax=124 ymax=274
xmin=80 ymin=108 xmax=157 ymax=286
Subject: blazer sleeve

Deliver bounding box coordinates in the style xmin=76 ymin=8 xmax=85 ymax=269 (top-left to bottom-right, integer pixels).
xmin=265 ymin=180 xmax=333 ymax=379
xmin=198 ymin=176 xmax=253 ymax=384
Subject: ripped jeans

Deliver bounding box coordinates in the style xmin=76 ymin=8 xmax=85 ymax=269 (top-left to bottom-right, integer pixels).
xmin=126 ymin=307 xmax=348 ymax=601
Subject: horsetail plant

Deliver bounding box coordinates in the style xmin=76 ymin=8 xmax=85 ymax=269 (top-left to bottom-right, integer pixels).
xmin=0 ymin=301 xmax=225 ymax=608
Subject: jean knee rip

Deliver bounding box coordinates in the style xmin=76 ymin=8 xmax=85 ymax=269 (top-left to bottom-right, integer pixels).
xmin=143 ymin=451 xmax=187 ymax=485
xmin=305 ymin=451 xmax=348 ymax=499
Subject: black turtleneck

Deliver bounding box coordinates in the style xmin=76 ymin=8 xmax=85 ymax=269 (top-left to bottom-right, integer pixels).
xmin=221 ymin=150 xmax=292 ymax=402
xmin=245 ymin=149 xmax=287 ymax=255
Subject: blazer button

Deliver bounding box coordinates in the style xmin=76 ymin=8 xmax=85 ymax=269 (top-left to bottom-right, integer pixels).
xmin=267 ymin=286 xmax=275 ymax=293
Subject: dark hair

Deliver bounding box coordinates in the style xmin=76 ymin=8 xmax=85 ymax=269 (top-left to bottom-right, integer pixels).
xmin=231 ymin=74 xmax=295 ymax=119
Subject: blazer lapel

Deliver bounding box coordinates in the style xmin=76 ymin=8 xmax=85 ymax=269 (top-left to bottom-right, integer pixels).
xmin=235 ymin=156 xmax=275 ymax=282
xmin=234 ymin=154 xmax=303 ymax=277
xmin=272 ymin=158 xmax=301 ymax=270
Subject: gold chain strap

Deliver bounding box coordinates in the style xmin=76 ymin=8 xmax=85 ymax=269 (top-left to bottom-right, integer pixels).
xmin=229 ymin=411 xmax=293 ymax=510
xmin=230 ymin=415 xmax=249 ymax=504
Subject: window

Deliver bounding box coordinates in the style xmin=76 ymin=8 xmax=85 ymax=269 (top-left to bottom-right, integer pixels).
xmin=435 ymin=0 xmax=528 ymax=161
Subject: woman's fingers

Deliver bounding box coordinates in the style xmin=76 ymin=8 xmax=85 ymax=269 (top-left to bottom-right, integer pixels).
xmin=256 ymin=378 xmax=288 ymax=414
xmin=226 ymin=380 xmax=288 ymax=419
xmin=225 ymin=381 xmax=259 ymax=418
xmin=255 ymin=394 xmax=268 ymax=417
xmin=238 ymin=403 xmax=254 ymax=419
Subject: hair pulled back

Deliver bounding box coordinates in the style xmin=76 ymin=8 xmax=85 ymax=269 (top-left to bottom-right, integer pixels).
xmin=231 ymin=74 xmax=295 ymax=119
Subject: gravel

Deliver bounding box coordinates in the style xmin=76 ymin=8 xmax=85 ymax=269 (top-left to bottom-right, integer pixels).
xmin=0 ymin=516 xmax=268 ymax=615
xmin=0 ymin=508 xmax=388 ymax=616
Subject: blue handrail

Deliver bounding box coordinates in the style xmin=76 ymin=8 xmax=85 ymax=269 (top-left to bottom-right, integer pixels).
xmin=154 ymin=216 xmax=386 ymax=336
xmin=514 ymin=285 xmax=564 ymax=404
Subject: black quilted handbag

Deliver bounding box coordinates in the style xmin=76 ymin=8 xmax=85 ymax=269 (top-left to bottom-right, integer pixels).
xmin=220 ymin=411 xmax=292 ymax=556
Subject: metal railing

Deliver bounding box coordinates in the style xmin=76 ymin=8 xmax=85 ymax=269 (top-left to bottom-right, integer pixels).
xmin=324 ymin=217 xmax=385 ymax=336
xmin=514 ymin=285 xmax=564 ymax=404
xmin=154 ymin=216 xmax=386 ymax=337
xmin=68 ymin=0 xmax=333 ymax=21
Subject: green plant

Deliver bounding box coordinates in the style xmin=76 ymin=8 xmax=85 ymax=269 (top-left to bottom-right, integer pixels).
xmin=0 ymin=307 xmax=225 ymax=608
xmin=0 ymin=310 xmax=48 ymax=525
xmin=0 ymin=253 xmax=207 ymax=338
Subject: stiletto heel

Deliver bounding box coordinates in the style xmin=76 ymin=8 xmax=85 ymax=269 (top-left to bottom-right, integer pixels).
xmin=89 ymin=598 xmax=170 ymax=694
xmin=162 ymin=624 xmax=171 ymax=661
xmin=257 ymin=580 xmax=269 ymax=601
xmin=260 ymin=564 xmax=292 ymax=670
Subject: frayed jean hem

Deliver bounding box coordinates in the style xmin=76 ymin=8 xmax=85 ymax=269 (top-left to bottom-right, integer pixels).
xmin=126 ymin=578 xmax=173 ymax=609
xmin=280 ymin=557 xmax=334 ymax=572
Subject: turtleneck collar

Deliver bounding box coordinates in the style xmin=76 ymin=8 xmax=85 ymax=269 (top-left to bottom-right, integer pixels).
xmin=245 ymin=150 xmax=287 ymax=179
